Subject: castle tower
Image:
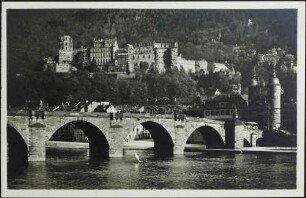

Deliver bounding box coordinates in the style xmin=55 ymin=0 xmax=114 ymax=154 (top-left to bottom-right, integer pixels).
xmin=268 ymin=64 xmax=281 ymax=130
xmin=248 ymin=65 xmax=261 ymax=106
xmin=56 ymin=35 xmax=73 ymax=73
xmin=59 ymin=35 xmax=73 ymax=64
xmin=154 ymin=42 xmax=178 ymax=73
xmin=171 ymin=42 xmax=178 ymax=69
xmin=154 ymin=46 xmax=167 ymax=73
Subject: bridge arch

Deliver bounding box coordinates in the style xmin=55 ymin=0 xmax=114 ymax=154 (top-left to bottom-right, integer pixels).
xmin=184 ymin=125 xmax=225 ymax=150
xmin=48 ymin=120 xmax=109 ymax=158
xmin=244 ymin=138 xmax=251 ymax=147
xmin=256 ymin=137 xmax=264 ymax=147
xmin=7 ymin=124 xmax=28 ymax=163
xmin=125 ymin=120 xmax=174 ymax=156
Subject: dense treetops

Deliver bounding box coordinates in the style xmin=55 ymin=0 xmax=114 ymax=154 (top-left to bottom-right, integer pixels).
xmin=7 ymin=9 xmax=297 ymax=107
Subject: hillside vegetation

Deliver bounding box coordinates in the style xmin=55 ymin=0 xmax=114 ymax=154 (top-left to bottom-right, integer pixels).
xmin=7 ymin=9 xmax=297 ymax=107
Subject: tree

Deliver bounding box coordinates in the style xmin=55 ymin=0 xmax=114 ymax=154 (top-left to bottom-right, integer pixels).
xmin=231 ymin=71 xmax=242 ymax=84
xmin=89 ymin=59 xmax=98 ymax=72
xmin=207 ymin=62 xmax=215 ymax=74
xmin=71 ymin=51 xmax=84 ymax=69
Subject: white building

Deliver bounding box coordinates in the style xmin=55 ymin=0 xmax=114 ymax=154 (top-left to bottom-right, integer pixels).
xmin=213 ymin=63 xmax=229 ymax=73
xmin=125 ymin=125 xmax=151 ymax=141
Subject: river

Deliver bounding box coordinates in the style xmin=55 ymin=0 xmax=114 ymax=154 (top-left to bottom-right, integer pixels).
xmin=7 ymin=148 xmax=296 ymax=189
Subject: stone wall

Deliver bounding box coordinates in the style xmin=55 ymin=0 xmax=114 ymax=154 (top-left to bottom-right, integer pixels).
xmin=56 ymin=63 xmax=71 ymax=73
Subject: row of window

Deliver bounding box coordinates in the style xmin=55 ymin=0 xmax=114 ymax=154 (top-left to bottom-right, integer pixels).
xmin=95 ymin=58 xmax=111 ymax=65
xmin=132 ymin=49 xmax=153 ymax=54
xmin=92 ymin=52 xmax=111 ymax=58
xmin=92 ymin=48 xmax=111 ymax=52
xmin=134 ymin=42 xmax=154 ymax=47
xmin=59 ymin=55 xmax=72 ymax=62
xmin=206 ymin=102 xmax=239 ymax=108
xmin=94 ymin=43 xmax=111 ymax=48
xmin=61 ymin=43 xmax=72 ymax=50
xmin=62 ymin=36 xmax=71 ymax=41
xmin=244 ymin=125 xmax=258 ymax=130
xmin=132 ymin=55 xmax=152 ymax=60
xmin=205 ymin=109 xmax=240 ymax=116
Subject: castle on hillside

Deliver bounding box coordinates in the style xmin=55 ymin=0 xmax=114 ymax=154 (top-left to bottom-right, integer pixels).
xmin=127 ymin=41 xmax=178 ymax=73
xmin=48 ymin=35 xmax=181 ymax=74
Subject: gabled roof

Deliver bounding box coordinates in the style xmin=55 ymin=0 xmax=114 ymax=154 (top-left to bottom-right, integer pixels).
xmin=209 ymin=94 xmax=248 ymax=106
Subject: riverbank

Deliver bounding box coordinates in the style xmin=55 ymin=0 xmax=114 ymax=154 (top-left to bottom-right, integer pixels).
xmin=46 ymin=140 xmax=296 ymax=154
xmin=123 ymin=140 xmax=297 ymax=154
xmin=46 ymin=141 xmax=89 ymax=149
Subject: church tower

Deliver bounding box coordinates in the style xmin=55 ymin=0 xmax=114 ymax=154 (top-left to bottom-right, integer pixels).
xmin=248 ymin=66 xmax=261 ymax=106
xmin=267 ymin=64 xmax=281 ymax=130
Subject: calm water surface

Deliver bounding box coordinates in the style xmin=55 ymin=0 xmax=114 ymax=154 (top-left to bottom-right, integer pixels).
xmin=8 ymin=148 xmax=296 ymax=189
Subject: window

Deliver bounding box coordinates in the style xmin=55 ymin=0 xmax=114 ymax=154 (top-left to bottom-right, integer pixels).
xmin=148 ymin=55 xmax=151 ymax=58
xmin=211 ymin=111 xmax=215 ymax=116
xmin=143 ymin=55 xmax=145 ymax=59
xmin=133 ymin=56 xmax=135 ymax=60
xmin=221 ymin=110 xmax=224 ymax=115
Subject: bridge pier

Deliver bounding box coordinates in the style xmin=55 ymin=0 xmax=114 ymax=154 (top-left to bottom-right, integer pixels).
xmin=173 ymin=146 xmax=184 ymax=155
xmin=28 ymin=144 xmax=45 ymax=161
xmin=28 ymin=123 xmax=47 ymax=161
xmin=173 ymin=127 xmax=188 ymax=155
xmin=109 ymin=149 xmax=123 ymax=157
xmin=224 ymin=119 xmax=246 ymax=149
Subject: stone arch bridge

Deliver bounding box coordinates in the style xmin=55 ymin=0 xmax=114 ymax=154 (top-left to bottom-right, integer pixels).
xmin=7 ymin=111 xmax=262 ymax=161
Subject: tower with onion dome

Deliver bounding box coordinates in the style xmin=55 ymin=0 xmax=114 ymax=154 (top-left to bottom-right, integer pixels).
xmin=267 ymin=64 xmax=281 ymax=130
xmin=248 ymin=66 xmax=261 ymax=106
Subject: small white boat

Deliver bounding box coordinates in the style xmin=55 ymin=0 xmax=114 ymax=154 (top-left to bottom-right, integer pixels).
xmin=134 ymin=152 xmax=147 ymax=163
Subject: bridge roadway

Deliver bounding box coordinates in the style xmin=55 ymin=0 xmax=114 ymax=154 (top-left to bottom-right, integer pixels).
xmin=6 ymin=110 xmax=262 ymax=161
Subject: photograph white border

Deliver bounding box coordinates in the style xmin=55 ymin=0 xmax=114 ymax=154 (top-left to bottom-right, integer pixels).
xmin=1 ymin=1 xmax=305 ymax=197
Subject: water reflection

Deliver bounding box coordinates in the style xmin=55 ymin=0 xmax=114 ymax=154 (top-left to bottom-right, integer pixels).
xmin=8 ymin=148 xmax=296 ymax=189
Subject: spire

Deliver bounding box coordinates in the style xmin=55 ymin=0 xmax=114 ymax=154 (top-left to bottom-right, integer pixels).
xmin=272 ymin=62 xmax=276 ymax=78
xmin=253 ymin=65 xmax=257 ymax=78
xmin=250 ymin=65 xmax=258 ymax=86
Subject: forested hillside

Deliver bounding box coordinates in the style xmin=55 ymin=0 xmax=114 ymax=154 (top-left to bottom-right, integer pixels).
xmin=7 ymin=9 xmax=297 ymax=107
xmin=8 ymin=9 xmax=296 ymax=72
